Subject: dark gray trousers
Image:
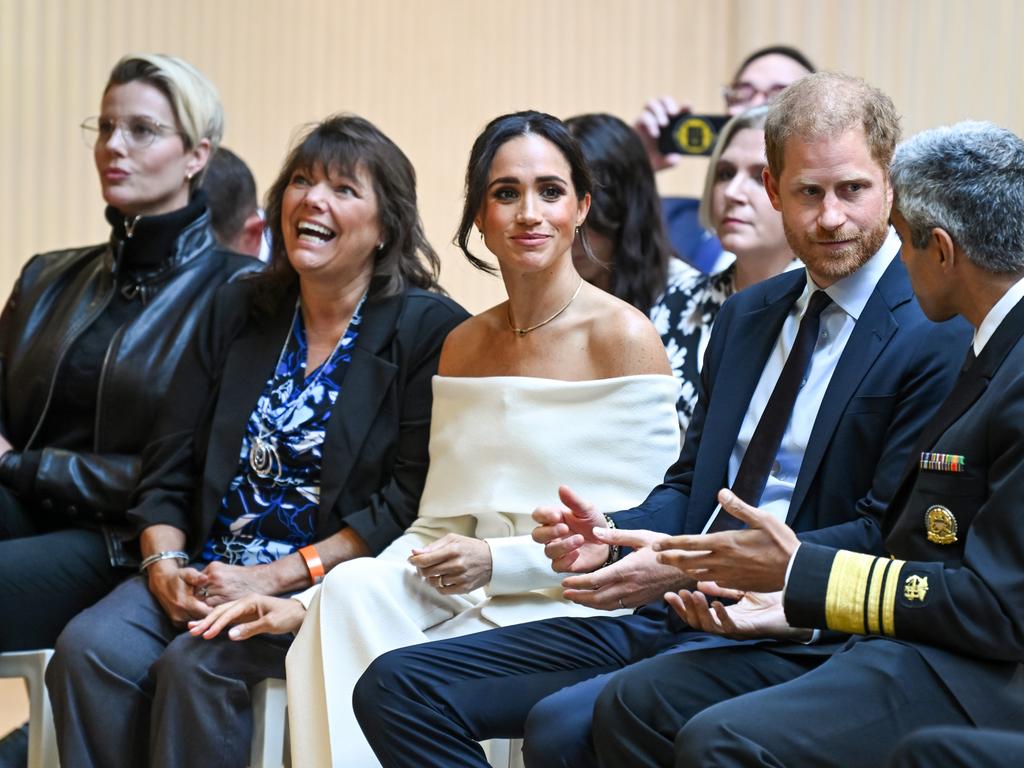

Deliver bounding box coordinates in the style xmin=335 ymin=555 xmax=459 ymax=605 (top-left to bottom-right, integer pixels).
xmin=46 ymin=575 xmax=289 ymax=768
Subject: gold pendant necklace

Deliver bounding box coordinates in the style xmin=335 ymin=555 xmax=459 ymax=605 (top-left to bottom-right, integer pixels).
xmin=507 ymin=279 xmax=584 ymax=337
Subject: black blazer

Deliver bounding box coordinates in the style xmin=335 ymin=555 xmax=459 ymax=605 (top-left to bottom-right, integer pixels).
xmin=615 ymin=258 xmax=971 ymax=555
xmin=126 ymin=280 xmax=468 ymax=558
xmin=787 ymin=297 xmax=1024 ymax=728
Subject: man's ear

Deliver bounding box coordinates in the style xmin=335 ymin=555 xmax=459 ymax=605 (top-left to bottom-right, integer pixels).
xmin=233 ymin=214 xmax=265 ymax=258
xmin=763 ymin=168 xmax=783 ymax=212
xmin=931 ymin=227 xmax=959 ymax=272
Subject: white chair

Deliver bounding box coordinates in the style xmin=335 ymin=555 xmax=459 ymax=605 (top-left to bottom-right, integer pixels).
xmin=0 ymin=649 xmax=59 ymax=768
xmin=484 ymin=738 xmax=524 ymax=768
xmin=250 ymin=677 xmax=288 ymax=768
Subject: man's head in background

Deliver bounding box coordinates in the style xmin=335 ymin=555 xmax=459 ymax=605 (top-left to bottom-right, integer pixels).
xmin=201 ymin=146 xmax=264 ymax=257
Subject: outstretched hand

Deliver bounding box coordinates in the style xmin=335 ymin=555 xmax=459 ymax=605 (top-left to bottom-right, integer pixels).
xmin=188 ymin=593 xmax=306 ymax=641
xmin=653 ymin=489 xmax=800 ymax=592
xmin=532 ymin=486 xmax=610 ymax=574
xmin=665 ymin=582 xmax=810 ymax=641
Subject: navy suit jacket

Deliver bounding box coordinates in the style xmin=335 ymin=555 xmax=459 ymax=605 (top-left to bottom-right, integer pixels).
xmin=614 ymin=258 xmax=971 ymax=556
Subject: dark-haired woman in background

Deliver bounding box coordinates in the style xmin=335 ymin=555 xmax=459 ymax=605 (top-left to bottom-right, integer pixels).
xmin=565 ymin=112 xmax=700 ymax=426
xmin=0 ymin=53 xmax=258 ymax=654
xmin=192 ymin=109 xmax=681 ymax=767
xmin=47 ymin=114 xmax=467 ymax=768
xmin=565 ymin=112 xmax=694 ymax=317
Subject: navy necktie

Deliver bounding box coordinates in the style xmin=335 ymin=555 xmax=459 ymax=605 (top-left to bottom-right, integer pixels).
xmin=710 ymin=290 xmax=833 ymax=533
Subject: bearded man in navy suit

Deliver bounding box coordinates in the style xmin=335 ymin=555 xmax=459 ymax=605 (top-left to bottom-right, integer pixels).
xmin=593 ymin=118 xmax=1024 ymax=768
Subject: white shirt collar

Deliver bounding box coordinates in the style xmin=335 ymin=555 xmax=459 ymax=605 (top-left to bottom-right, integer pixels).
xmin=799 ymin=226 xmax=900 ymax=319
xmin=974 ymin=274 xmax=1024 ymax=355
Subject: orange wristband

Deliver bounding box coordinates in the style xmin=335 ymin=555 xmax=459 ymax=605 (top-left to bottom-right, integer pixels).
xmin=299 ymin=545 xmax=325 ymax=585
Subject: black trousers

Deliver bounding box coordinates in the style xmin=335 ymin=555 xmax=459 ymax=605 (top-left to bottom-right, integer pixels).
xmin=47 ymin=575 xmax=290 ymax=768
xmin=0 ymin=485 xmax=124 ymax=650
xmin=886 ymin=726 xmax=1024 ymax=768
xmin=593 ymin=637 xmax=973 ymax=768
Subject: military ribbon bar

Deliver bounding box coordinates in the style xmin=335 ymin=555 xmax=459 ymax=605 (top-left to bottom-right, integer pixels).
xmin=919 ymin=452 xmax=966 ymax=472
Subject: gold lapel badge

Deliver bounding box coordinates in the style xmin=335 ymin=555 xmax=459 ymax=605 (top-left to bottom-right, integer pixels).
xmin=904 ymin=574 xmax=929 ymax=602
xmin=925 ymin=505 xmax=958 ymax=545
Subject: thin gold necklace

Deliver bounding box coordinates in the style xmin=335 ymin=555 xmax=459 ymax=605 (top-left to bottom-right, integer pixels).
xmin=507 ymin=279 xmax=584 ymax=337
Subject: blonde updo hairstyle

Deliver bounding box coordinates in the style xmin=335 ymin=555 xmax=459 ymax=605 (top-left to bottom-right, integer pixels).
xmin=104 ymin=53 xmax=225 ymax=191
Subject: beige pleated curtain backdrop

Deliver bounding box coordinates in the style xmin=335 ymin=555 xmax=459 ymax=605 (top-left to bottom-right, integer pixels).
xmin=2 ymin=0 xmax=1023 ymax=313
xmin=1 ymin=0 xmax=1023 ymax=730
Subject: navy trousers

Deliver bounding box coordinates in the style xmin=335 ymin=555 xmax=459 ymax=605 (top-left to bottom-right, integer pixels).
xmin=886 ymin=726 xmax=1024 ymax=768
xmin=353 ymin=607 xmax=682 ymax=767
xmin=352 ymin=604 xmax=769 ymax=768
xmin=593 ymin=637 xmax=973 ymax=768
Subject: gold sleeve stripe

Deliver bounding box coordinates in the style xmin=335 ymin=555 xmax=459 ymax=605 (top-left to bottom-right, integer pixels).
xmin=824 ymin=550 xmax=873 ymax=635
xmin=865 ymin=557 xmax=885 ymax=634
xmin=881 ymin=558 xmax=905 ymax=636
xmin=824 ymin=551 xmax=907 ymax=636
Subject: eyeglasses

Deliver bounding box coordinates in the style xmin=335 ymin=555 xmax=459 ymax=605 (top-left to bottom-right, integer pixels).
xmin=722 ymin=82 xmax=790 ymax=109
xmin=80 ymin=115 xmax=180 ymax=150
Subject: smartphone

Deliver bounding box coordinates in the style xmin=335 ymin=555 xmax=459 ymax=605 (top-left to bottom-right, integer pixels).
xmin=657 ymin=113 xmax=730 ymax=157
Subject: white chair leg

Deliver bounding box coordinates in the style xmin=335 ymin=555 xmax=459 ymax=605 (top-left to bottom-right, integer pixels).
xmin=483 ymin=737 xmax=524 ymax=768
xmin=0 ymin=649 xmax=58 ymax=768
xmin=250 ymin=677 xmax=288 ymax=768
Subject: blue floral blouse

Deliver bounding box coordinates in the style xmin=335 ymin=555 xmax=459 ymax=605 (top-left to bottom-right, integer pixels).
xmin=202 ymin=297 xmax=365 ymax=565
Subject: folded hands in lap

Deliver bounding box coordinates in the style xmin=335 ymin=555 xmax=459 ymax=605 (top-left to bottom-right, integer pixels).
xmin=147 ymin=562 xmax=212 ymax=626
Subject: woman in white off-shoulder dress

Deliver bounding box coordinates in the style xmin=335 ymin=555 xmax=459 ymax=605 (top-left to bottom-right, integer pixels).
xmin=192 ymin=110 xmax=681 ymax=767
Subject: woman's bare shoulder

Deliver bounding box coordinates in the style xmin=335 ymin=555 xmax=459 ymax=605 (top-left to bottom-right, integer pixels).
xmin=437 ymin=305 xmax=506 ymax=376
xmin=585 ymin=290 xmax=671 ymax=377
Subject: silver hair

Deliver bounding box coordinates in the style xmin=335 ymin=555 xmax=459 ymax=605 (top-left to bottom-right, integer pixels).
xmin=891 ymin=121 xmax=1024 ymax=273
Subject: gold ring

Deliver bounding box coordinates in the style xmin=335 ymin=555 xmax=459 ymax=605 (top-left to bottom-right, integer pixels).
xmin=438 ymin=575 xmax=447 ymax=588
xmin=618 ymin=598 xmax=625 ymax=609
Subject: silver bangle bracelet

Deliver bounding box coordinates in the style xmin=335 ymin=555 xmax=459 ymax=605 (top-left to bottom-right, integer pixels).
xmin=139 ymin=550 xmax=189 ymax=574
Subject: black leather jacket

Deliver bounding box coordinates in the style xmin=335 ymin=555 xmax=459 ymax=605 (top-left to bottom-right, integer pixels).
xmin=0 ymin=209 xmax=261 ymax=554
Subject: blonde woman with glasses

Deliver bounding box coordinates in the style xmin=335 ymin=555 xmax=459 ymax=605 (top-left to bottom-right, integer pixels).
xmin=0 ymin=53 xmax=257 ymax=656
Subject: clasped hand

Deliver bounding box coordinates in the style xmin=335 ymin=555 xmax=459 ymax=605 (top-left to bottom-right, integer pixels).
xmin=408 ymin=533 xmax=492 ymax=594
xmin=180 ymin=561 xmax=278 ymax=607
